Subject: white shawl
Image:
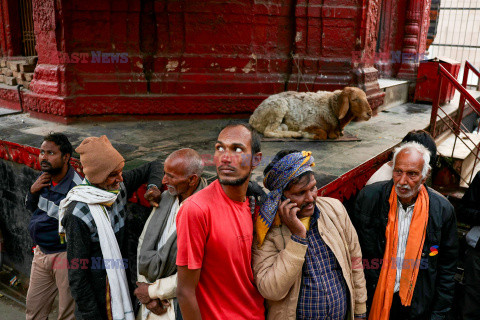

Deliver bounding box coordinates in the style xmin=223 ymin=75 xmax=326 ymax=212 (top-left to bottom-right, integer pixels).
xmin=59 ymin=185 xmax=134 ymax=320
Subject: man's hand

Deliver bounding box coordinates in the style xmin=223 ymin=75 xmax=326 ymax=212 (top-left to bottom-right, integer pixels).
xmin=30 ymin=173 xmax=52 ymax=194
xmin=134 ymin=282 xmax=152 ymax=304
xmin=278 ymin=198 xmax=307 ymax=238
xmin=145 ymin=186 xmax=161 ymax=207
xmin=146 ymin=299 xmax=170 ymax=315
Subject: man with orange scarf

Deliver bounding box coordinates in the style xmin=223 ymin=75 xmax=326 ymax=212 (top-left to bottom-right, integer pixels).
xmin=352 ymin=142 xmax=458 ymax=320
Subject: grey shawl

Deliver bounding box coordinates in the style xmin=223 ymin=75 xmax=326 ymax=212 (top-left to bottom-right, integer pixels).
xmin=138 ymin=178 xmax=207 ymax=282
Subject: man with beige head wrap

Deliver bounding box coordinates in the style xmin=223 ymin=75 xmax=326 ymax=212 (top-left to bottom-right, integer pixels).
xmin=59 ymin=135 xmax=162 ymax=320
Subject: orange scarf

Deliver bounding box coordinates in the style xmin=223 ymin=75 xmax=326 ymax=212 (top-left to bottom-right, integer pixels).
xmin=369 ymin=185 xmax=429 ymax=320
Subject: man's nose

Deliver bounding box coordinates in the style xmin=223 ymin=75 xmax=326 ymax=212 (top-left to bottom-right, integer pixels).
xmin=116 ymin=173 xmax=124 ymax=183
xmin=304 ymin=190 xmax=315 ymax=203
xmin=398 ymin=173 xmax=407 ymax=185
xmin=162 ymin=175 xmax=168 ymax=185
xmin=220 ymin=151 xmax=232 ymax=163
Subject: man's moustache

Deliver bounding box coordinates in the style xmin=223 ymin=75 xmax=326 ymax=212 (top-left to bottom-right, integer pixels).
xmin=41 ymin=161 xmax=51 ymax=166
xmin=300 ymin=202 xmax=313 ymax=210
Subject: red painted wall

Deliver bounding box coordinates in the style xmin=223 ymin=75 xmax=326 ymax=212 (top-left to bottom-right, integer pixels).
xmin=0 ymin=0 xmax=428 ymax=121
xmin=0 ymin=0 xmax=22 ymax=57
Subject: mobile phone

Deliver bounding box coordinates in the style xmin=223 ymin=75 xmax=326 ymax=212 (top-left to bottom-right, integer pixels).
xmin=281 ymin=195 xmax=287 ymax=202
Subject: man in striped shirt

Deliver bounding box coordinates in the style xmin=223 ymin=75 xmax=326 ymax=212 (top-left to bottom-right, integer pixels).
xmin=25 ymin=132 xmax=82 ymax=320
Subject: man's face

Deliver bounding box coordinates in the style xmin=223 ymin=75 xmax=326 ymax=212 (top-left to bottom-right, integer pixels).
xmin=283 ymin=174 xmax=317 ymax=218
xmin=162 ymin=157 xmax=193 ymax=199
xmin=393 ymin=149 xmax=426 ymax=205
xmin=214 ymin=126 xmax=259 ymax=186
xmin=97 ymin=163 xmax=124 ymax=191
xmin=39 ymin=141 xmax=68 ymax=175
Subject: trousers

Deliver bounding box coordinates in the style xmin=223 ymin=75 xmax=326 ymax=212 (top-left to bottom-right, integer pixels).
xmin=463 ymin=246 xmax=480 ymax=320
xmin=26 ymin=246 xmax=75 ymax=320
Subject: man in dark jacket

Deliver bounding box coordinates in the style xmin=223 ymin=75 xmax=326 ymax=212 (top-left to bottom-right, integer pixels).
xmin=25 ymin=132 xmax=81 ymax=320
xmin=60 ymin=135 xmax=162 ymax=320
xmin=458 ymin=171 xmax=480 ymax=320
xmin=352 ymin=142 xmax=458 ymax=320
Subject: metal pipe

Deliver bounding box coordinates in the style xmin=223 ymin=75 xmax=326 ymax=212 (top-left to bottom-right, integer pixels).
xmin=17 ymin=84 xmax=24 ymax=113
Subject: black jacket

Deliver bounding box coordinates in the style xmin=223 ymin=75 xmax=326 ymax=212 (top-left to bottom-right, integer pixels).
xmin=26 ymin=166 xmax=83 ymax=253
xmin=352 ymin=180 xmax=458 ymax=320
xmin=458 ymin=172 xmax=480 ymax=226
xmin=62 ymin=161 xmax=162 ymax=320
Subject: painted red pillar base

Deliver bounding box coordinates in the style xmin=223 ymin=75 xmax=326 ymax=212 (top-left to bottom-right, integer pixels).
xmin=353 ymin=67 xmax=385 ymax=112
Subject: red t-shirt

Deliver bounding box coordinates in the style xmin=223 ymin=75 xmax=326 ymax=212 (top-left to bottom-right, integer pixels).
xmin=176 ymin=180 xmax=265 ymax=319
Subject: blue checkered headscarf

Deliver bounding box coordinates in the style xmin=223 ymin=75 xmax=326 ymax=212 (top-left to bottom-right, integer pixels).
xmin=255 ymin=151 xmax=315 ymax=246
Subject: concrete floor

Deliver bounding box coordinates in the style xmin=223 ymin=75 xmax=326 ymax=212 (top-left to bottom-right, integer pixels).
xmin=0 ymin=97 xmax=461 ymax=188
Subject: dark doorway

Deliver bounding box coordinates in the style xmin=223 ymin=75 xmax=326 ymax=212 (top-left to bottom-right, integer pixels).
xmin=19 ymin=0 xmax=36 ymax=56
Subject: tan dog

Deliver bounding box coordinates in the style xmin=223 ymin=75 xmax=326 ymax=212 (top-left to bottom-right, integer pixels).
xmin=249 ymin=87 xmax=372 ymax=140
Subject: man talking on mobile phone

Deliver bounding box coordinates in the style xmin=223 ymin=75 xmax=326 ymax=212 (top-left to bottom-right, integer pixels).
xmin=252 ymin=150 xmax=367 ymax=320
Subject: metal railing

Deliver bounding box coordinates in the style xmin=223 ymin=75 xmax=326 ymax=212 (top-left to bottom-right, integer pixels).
xmin=428 ymin=2 xmax=480 ymax=88
xmin=429 ymin=61 xmax=480 ymax=186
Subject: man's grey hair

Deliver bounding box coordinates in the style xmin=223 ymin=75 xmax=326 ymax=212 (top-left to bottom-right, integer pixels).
xmin=167 ymin=148 xmax=204 ymax=176
xmin=393 ymin=141 xmax=431 ymax=178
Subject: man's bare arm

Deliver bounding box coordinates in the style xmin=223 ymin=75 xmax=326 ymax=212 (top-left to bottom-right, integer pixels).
xmin=177 ymin=266 xmax=202 ymax=320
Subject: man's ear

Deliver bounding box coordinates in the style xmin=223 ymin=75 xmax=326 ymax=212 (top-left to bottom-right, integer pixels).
xmin=423 ymin=168 xmax=431 ymax=183
xmin=252 ymin=152 xmax=262 ymax=168
xmin=188 ymin=174 xmax=199 ymax=186
xmin=63 ymin=153 xmax=71 ymax=164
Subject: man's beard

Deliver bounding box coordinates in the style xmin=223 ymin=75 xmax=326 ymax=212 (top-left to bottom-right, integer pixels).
xmin=395 ymin=183 xmax=421 ymax=200
xmin=41 ymin=161 xmax=62 ymax=175
xmin=218 ymin=172 xmax=250 ymax=186
xmin=166 ymin=185 xmax=178 ymax=196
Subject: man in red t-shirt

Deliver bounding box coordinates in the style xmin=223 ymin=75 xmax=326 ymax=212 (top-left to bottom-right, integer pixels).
xmin=176 ymin=122 xmax=265 ymax=320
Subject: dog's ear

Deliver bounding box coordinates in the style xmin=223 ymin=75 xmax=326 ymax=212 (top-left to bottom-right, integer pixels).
xmin=337 ymin=89 xmax=350 ymax=119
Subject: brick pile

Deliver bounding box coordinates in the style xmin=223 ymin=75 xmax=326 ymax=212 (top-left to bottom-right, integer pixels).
xmin=0 ymin=56 xmax=37 ymax=90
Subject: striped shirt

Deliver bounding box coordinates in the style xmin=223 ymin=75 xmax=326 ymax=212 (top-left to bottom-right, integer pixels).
xmin=295 ymin=208 xmax=348 ymax=319
xmin=394 ymin=201 xmax=415 ymax=293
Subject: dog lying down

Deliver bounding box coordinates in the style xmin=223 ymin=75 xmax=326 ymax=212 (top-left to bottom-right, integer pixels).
xmin=249 ymin=87 xmax=372 ymax=140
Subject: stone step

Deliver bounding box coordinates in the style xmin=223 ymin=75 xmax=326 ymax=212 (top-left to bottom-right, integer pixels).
xmin=4 ymin=76 xmax=17 ymax=86
xmin=25 ymin=56 xmax=38 ymax=66
xmin=20 ymin=64 xmax=35 ymax=73
xmin=377 ymin=79 xmax=409 ymax=111
xmin=437 ymin=132 xmax=480 ymax=160
xmin=2 ymin=68 xmax=13 ymax=77
xmin=436 ymin=131 xmax=480 ymax=187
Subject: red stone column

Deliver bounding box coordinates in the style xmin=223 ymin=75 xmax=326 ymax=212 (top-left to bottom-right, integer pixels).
xmin=25 ymin=0 xmax=69 ymax=119
xmin=397 ymin=0 xmax=431 ymax=80
xmin=351 ymin=0 xmax=385 ymax=112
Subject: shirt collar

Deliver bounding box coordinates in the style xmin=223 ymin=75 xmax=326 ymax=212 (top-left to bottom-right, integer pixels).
xmin=50 ymin=166 xmax=75 ymax=195
xmin=309 ymin=205 xmax=320 ymax=227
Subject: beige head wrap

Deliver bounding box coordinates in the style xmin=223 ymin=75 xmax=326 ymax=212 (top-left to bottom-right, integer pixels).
xmin=75 ymin=135 xmax=124 ymax=184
